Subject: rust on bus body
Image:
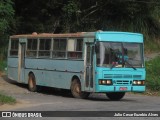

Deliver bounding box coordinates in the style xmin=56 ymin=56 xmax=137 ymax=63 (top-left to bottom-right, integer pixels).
xmin=10 ymin=32 xmax=87 ymax=39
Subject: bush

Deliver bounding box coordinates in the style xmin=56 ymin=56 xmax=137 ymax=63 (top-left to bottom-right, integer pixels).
xmin=0 ymin=60 xmax=7 ymax=71
xmin=146 ymin=56 xmax=160 ymax=91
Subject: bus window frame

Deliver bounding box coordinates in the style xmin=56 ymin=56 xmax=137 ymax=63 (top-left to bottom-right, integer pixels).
xmin=26 ymin=38 xmax=38 ymax=58
xmin=52 ymin=38 xmax=67 ymax=59
xmin=38 ymin=38 xmax=52 ymax=58
xmin=11 ymin=37 xmax=84 ymax=60
xmin=67 ymin=38 xmax=83 ymax=60
xmin=9 ymin=38 xmax=19 ymax=57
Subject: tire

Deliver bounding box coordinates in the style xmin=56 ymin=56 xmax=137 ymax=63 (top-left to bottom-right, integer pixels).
xmin=28 ymin=73 xmax=37 ymax=92
xmin=106 ymin=92 xmax=125 ymax=101
xmin=71 ymin=79 xmax=90 ymax=99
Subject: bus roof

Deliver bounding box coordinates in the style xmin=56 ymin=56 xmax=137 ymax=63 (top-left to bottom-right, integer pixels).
xmin=10 ymin=31 xmax=143 ymax=43
xmin=96 ymin=31 xmax=143 ymax=43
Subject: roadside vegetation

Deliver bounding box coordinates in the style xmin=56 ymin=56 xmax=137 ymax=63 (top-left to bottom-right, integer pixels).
xmin=0 ymin=60 xmax=7 ymax=72
xmin=145 ymin=40 xmax=160 ymax=54
xmin=0 ymin=60 xmax=16 ymax=105
xmin=145 ymin=56 xmax=160 ymax=96
xmin=0 ymin=92 xmax=16 ymax=105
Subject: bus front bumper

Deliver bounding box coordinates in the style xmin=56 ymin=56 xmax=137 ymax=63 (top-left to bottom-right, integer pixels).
xmin=97 ymin=85 xmax=145 ymax=92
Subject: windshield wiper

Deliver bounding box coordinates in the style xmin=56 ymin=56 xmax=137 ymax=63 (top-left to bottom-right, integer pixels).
xmin=125 ymin=60 xmax=137 ymax=70
xmin=110 ymin=62 xmax=117 ymax=69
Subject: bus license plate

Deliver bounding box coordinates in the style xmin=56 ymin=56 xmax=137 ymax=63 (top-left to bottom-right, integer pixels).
xmin=119 ymin=87 xmax=127 ymax=91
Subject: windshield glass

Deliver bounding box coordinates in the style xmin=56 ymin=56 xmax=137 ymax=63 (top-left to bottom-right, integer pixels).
xmin=96 ymin=42 xmax=144 ymax=68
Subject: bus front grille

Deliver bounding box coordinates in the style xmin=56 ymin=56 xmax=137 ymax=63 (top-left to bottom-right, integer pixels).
xmin=114 ymin=80 xmax=130 ymax=85
xmin=104 ymin=74 xmax=142 ymax=79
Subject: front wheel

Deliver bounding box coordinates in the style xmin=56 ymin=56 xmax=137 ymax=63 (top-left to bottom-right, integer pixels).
xmin=106 ymin=92 xmax=125 ymax=101
xmin=71 ymin=79 xmax=90 ymax=99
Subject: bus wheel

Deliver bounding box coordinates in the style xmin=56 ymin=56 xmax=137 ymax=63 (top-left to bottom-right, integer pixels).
xmin=28 ymin=73 xmax=37 ymax=92
xmin=106 ymin=92 xmax=125 ymax=101
xmin=71 ymin=79 xmax=90 ymax=99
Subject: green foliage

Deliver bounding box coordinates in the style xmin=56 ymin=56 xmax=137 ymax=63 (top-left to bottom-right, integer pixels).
xmin=62 ymin=0 xmax=80 ymax=32
xmin=13 ymin=0 xmax=160 ymax=36
xmin=146 ymin=56 xmax=160 ymax=91
xmin=144 ymin=40 xmax=160 ymax=53
xmin=0 ymin=92 xmax=16 ymax=105
xmin=0 ymin=60 xmax=6 ymax=71
xmin=0 ymin=0 xmax=15 ymax=34
xmin=0 ymin=0 xmax=15 ymax=60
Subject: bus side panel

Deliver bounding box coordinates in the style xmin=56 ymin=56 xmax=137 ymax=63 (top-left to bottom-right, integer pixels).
xmin=7 ymin=57 xmax=18 ymax=82
xmin=24 ymin=59 xmax=84 ymax=89
xmin=8 ymin=67 xmax=18 ymax=81
xmin=25 ymin=59 xmax=66 ymax=72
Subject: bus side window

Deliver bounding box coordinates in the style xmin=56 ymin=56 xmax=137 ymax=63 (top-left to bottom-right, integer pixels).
xmin=26 ymin=39 xmax=37 ymax=57
xmin=39 ymin=39 xmax=51 ymax=58
xmin=53 ymin=39 xmax=67 ymax=58
xmin=10 ymin=39 xmax=19 ymax=56
xmin=67 ymin=38 xmax=83 ymax=59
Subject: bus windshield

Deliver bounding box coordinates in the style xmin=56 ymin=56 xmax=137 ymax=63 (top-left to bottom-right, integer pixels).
xmin=96 ymin=42 xmax=144 ymax=68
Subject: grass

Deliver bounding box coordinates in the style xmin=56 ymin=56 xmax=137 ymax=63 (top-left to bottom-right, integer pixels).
xmin=0 ymin=92 xmax=16 ymax=105
xmin=145 ymin=56 xmax=160 ymax=91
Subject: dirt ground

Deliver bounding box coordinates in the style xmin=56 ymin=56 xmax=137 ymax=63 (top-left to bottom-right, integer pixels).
xmin=0 ymin=73 xmax=33 ymax=111
xmin=0 ymin=74 xmax=28 ymax=94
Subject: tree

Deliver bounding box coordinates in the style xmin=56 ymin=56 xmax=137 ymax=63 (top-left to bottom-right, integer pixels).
xmin=15 ymin=0 xmax=65 ymax=33
xmin=0 ymin=0 xmax=15 ymax=59
xmin=78 ymin=0 xmax=160 ymax=38
xmin=0 ymin=0 xmax=14 ymax=34
xmin=14 ymin=0 xmax=160 ymax=38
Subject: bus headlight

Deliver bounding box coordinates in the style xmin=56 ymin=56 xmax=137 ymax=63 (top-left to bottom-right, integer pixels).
xmin=133 ymin=80 xmax=145 ymax=85
xmin=99 ymin=79 xmax=112 ymax=85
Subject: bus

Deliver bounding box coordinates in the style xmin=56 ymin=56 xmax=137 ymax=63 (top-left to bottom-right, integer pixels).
xmin=7 ymin=31 xmax=146 ymax=100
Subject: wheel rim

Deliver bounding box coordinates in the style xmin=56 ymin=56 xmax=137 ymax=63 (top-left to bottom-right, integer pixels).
xmin=73 ymin=83 xmax=80 ymax=95
xmin=71 ymin=79 xmax=90 ymax=99
xmin=75 ymin=84 xmax=80 ymax=94
xmin=29 ymin=77 xmax=34 ymax=88
xmin=71 ymin=80 xmax=82 ymax=97
xmin=28 ymin=74 xmax=36 ymax=92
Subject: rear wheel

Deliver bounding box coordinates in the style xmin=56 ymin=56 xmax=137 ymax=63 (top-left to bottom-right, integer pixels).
xmin=71 ymin=79 xmax=90 ymax=99
xmin=28 ymin=73 xmax=37 ymax=92
xmin=106 ymin=92 xmax=125 ymax=101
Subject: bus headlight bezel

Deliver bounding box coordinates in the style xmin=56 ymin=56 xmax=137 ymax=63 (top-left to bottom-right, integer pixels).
xmin=99 ymin=79 xmax=112 ymax=85
xmin=133 ymin=80 xmax=145 ymax=85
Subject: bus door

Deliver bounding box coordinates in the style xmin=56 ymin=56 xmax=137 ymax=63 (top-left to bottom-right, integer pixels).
xmin=84 ymin=43 xmax=94 ymax=91
xmin=18 ymin=38 xmax=27 ymax=82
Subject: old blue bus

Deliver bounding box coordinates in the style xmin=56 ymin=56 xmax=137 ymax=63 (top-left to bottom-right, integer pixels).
xmin=7 ymin=31 xmax=146 ymax=100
